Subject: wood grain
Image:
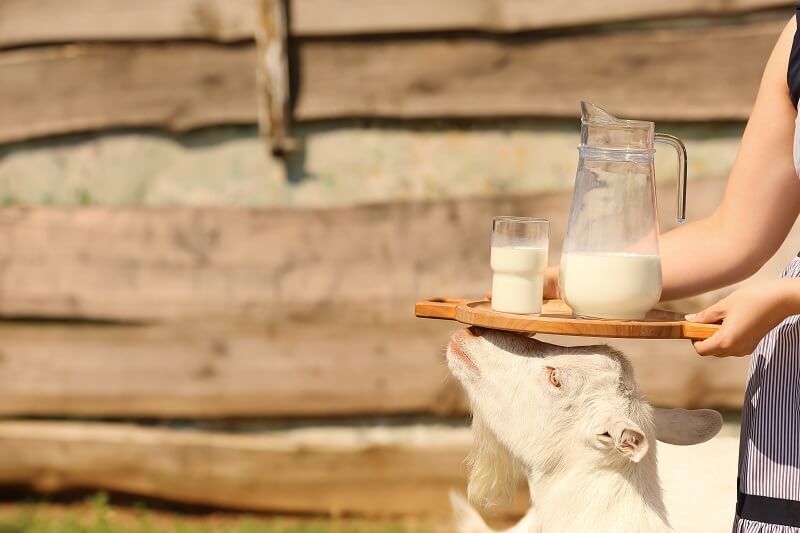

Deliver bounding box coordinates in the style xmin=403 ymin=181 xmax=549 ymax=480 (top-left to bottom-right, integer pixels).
xmin=290 ymin=0 xmax=793 ymax=35
xmin=0 ymin=313 xmax=747 ymax=417
xmin=256 ymin=0 xmax=295 ymax=154
xmin=413 ymin=299 xmax=467 ymax=320
xmin=0 ymin=421 xmax=532 ymax=517
xmin=0 ymin=43 xmax=257 ymax=144
xmin=416 ymin=300 xmax=721 ymax=340
xmin=0 ymin=319 xmax=466 ymax=418
xmin=0 ymin=181 xmax=734 ymax=325
xmin=0 ymin=179 xmax=735 ymax=324
xmin=0 ymin=179 xmax=755 ymax=414
xmin=0 ymin=0 xmax=258 ymax=48
xmin=295 ymin=20 xmax=780 ymax=121
xmin=0 ymin=0 xmax=791 ymax=47
xmin=0 ymin=20 xmax=781 ymax=142
xmin=0 ymin=195 xmax=570 ymax=322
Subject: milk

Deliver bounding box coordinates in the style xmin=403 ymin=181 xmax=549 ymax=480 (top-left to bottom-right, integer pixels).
xmin=491 ymin=246 xmax=548 ymax=314
xmin=560 ymin=252 xmax=662 ymax=320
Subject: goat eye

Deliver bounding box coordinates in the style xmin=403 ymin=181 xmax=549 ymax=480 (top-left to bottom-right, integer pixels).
xmin=545 ymin=366 xmax=561 ymax=388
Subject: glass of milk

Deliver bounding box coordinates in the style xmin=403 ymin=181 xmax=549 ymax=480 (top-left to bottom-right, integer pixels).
xmin=490 ymin=217 xmax=549 ymax=315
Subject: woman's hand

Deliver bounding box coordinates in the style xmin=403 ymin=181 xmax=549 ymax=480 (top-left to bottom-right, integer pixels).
xmin=686 ymin=279 xmax=800 ymax=357
xmin=486 ymin=266 xmax=560 ymax=301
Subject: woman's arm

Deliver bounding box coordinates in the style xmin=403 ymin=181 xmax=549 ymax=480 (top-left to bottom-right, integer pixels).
xmin=660 ymin=17 xmax=800 ymax=301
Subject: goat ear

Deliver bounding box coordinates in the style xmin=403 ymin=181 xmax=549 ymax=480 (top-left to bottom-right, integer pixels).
xmin=654 ymin=407 xmax=723 ymax=445
xmin=466 ymin=414 xmax=520 ymax=508
xmin=595 ymin=417 xmax=649 ymax=463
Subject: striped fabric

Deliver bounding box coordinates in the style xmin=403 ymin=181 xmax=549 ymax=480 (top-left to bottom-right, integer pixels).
xmin=736 ymin=519 xmax=800 ymax=533
xmin=733 ymin=257 xmax=800 ymax=532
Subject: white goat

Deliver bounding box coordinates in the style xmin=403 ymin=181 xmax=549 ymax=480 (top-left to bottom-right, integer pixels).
xmin=446 ymin=327 xmax=723 ymax=533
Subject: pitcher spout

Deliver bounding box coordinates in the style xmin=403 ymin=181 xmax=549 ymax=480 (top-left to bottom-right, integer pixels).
xmin=580 ymin=101 xmax=655 ymax=150
xmin=580 ymin=101 xmax=619 ymax=124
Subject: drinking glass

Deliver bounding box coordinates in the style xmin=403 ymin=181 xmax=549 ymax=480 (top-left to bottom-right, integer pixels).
xmin=491 ymin=217 xmax=549 ymax=315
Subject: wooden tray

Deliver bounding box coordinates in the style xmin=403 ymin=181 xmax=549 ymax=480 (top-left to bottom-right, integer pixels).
xmin=415 ymin=298 xmax=720 ymax=341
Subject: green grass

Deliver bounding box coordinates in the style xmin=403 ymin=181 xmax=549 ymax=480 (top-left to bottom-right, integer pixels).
xmin=0 ymin=495 xmax=423 ymax=533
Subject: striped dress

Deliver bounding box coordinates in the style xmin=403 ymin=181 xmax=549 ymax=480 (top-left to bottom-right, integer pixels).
xmin=733 ymin=258 xmax=800 ymax=531
xmin=734 ymin=10 xmax=800 ymax=530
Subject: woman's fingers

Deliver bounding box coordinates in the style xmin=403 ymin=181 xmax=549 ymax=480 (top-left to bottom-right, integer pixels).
xmin=687 ymin=301 xmax=733 ymax=356
xmin=692 ymin=334 xmax=728 ymax=357
xmin=692 ymin=320 xmax=750 ymax=357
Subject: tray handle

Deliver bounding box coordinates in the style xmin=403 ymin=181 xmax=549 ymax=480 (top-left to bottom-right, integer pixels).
xmin=681 ymin=321 xmax=722 ymax=341
xmin=415 ymin=298 xmax=470 ymax=320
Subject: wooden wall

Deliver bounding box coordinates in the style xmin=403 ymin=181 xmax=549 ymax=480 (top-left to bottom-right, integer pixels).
xmin=0 ymin=179 xmax=763 ymax=420
xmin=0 ymin=179 xmax=777 ymax=517
xmin=0 ymin=0 xmax=793 ymax=144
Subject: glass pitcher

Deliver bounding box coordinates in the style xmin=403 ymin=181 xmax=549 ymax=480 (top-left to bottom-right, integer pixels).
xmin=559 ymin=102 xmax=687 ymax=320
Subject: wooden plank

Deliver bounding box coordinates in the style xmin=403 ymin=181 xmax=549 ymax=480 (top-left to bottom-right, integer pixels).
xmin=0 ymin=319 xmax=467 ymax=418
xmin=291 ymin=0 xmax=794 ymax=35
xmin=0 ymin=197 xmax=570 ymax=322
xmin=0 ymin=421 xmax=524 ymax=517
xmin=0 ymin=20 xmax=782 ymax=142
xmin=0 ymin=313 xmax=751 ymax=418
xmin=295 ymin=19 xmax=782 ymax=121
xmin=0 ymin=0 xmax=792 ymax=46
xmin=0 ymin=0 xmax=258 ymax=48
xmin=256 ymin=0 xmax=296 ymax=154
xmin=0 ymin=178 xmax=752 ymax=324
xmin=0 ymin=43 xmax=257 ymax=144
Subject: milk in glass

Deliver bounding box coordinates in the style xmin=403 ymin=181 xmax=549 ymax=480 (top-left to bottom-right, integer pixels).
xmin=491 ymin=246 xmax=548 ymax=314
xmin=560 ymin=252 xmax=662 ymax=320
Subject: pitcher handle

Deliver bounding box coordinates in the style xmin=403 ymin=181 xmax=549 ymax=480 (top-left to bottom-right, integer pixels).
xmin=655 ymin=133 xmax=688 ymax=223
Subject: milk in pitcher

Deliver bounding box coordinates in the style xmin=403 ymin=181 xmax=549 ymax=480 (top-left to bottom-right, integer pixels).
xmin=491 ymin=246 xmax=548 ymax=314
xmin=560 ymin=252 xmax=662 ymax=320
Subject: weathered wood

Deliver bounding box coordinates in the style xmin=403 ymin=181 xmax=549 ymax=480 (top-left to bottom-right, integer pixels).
xmin=0 ymin=319 xmax=466 ymax=418
xmin=0 ymin=179 xmax=758 ymax=416
xmin=0 ymin=178 xmax=747 ymax=323
xmin=0 ymin=0 xmax=258 ymax=48
xmin=0 ymin=421 xmax=518 ymax=517
xmin=0 ymin=0 xmax=792 ymax=47
xmin=0 ymin=314 xmax=751 ymax=417
xmin=0 ymin=44 xmax=257 ymax=144
xmin=290 ymin=0 xmax=794 ymax=35
xmin=256 ymin=0 xmax=295 ymax=154
xmin=0 ymin=197 xmax=567 ymax=322
xmin=0 ymin=20 xmax=782 ymax=142
xmin=0 ymin=178 xmax=753 ymax=324
xmin=295 ymin=20 xmax=781 ymax=121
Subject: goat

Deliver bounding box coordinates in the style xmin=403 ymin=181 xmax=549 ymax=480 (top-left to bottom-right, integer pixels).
xmin=446 ymin=327 xmax=723 ymax=533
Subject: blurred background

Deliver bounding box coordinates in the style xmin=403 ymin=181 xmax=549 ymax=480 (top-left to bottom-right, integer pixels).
xmin=0 ymin=0 xmax=797 ymax=532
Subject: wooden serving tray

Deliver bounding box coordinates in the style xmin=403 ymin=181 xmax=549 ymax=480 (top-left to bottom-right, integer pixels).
xmin=415 ymin=298 xmax=720 ymax=341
